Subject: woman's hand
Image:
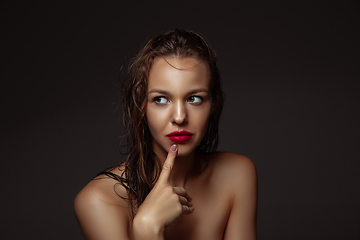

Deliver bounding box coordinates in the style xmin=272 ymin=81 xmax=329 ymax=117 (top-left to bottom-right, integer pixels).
xmin=133 ymin=144 xmax=194 ymax=240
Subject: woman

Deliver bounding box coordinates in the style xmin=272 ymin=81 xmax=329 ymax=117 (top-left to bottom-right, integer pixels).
xmin=74 ymin=29 xmax=257 ymax=240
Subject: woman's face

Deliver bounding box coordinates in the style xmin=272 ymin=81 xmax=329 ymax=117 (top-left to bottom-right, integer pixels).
xmin=146 ymin=57 xmax=212 ymax=158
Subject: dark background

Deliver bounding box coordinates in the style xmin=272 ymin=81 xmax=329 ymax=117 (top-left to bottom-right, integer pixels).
xmin=1 ymin=0 xmax=359 ymax=239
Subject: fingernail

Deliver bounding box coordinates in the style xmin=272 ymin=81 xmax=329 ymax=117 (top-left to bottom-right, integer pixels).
xmin=170 ymin=144 xmax=177 ymax=152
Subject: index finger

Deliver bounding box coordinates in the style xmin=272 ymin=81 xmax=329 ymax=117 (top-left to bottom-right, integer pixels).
xmin=157 ymin=144 xmax=177 ymax=185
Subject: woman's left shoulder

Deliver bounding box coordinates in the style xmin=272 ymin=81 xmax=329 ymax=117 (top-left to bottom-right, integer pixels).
xmin=207 ymin=152 xmax=257 ymax=183
xmin=210 ymin=151 xmax=256 ymax=170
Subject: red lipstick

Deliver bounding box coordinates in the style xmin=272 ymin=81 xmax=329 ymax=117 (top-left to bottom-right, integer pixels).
xmin=166 ymin=130 xmax=193 ymax=143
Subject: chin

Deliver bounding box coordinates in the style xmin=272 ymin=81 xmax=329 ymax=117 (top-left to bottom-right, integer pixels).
xmin=152 ymin=138 xmax=199 ymax=158
xmin=175 ymin=144 xmax=197 ymax=157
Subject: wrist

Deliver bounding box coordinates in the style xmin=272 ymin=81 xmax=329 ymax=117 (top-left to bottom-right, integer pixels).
xmin=133 ymin=215 xmax=164 ymax=240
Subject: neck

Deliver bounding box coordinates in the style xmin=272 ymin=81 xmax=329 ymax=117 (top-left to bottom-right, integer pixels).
xmin=153 ymin=145 xmax=198 ymax=188
xmin=170 ymin=151 xmax=196 ymax=187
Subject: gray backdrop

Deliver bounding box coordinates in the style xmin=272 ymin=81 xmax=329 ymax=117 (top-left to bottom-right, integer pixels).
xmin=1 ymin=0 xmax=359 ymax=239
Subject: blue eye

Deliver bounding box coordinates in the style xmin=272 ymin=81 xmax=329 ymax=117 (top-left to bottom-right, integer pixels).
xmin=188 ymin=96 xmax=203 ymax=104
xmin=154 ymin=96 xmax=168 ymax=105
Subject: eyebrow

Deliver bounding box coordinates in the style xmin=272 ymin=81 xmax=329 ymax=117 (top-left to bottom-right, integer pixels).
xmin=148 ymin=89 xmax=209 ymax=95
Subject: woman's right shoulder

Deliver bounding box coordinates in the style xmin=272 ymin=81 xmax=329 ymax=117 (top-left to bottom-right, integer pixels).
xmin=75 ymin=163 xmax=129 ymax=208
xmin=74 ymin=163 xmax=133 ymax=239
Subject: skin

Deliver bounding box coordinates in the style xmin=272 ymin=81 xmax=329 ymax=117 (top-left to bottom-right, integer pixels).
xmin=146 ymin=57 xmax=212 ymax=187
xmin=74 ymin=57 xmax=257 ymax=240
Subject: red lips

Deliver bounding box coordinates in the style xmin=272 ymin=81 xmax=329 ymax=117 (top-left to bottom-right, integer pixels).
xmin=166 ymin=130 xmax=193 ymax=143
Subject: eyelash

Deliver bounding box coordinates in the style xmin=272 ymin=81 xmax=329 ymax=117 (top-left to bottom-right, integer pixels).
xmin=153 ymin=96 xmax=169 ymax=105
xmin=152 ymin=96 xmax=203 ymax=105
xmin=187 ymin=96 xmax=203 ymax=104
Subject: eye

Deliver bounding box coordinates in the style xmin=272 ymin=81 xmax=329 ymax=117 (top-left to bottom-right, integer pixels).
xmin=153 ymin=96 xmax=169 ymax=105
xmin=187 ymin=96 xmax=203 ymax=104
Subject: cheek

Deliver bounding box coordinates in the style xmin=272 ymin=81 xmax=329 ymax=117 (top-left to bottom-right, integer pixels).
xmin=192 ymin=105 xmax=212 ymax=133
xmin=200 ymin=115 xmax=211 ymax=136
xmin=146 ymin=106 xmax=167 ymax=135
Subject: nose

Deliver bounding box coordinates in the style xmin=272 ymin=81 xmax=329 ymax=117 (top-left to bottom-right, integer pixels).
xmin=171 ymin=100 xmax=187 ymax=125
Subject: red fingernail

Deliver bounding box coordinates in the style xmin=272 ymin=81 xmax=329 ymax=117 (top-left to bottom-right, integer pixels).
xmin=170 ymin=144 xmax=177 ymax=152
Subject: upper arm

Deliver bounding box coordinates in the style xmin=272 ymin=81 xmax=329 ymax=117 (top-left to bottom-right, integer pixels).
xmin=223 ymin=154 xmax=257 ymax=240
xmin=74 ymin=178 xmax=132 ymax=240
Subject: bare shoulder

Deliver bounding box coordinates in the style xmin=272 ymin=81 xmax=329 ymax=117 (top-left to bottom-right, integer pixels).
xmin=205 ymin=151 xmax=257 ymax=195
xmin=74 ymin=164 xmax=132 ymax=239
xmin=207 ymin=152 xmax=257 ymax=239
xmin=75 ymin=164 xmax=129 ymax=208
xmin=209 ymin=152 xmax=257 ymax=180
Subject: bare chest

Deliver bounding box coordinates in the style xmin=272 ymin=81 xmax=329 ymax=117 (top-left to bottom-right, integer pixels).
xmin=164 ymin=176 xmax=232 ymax=240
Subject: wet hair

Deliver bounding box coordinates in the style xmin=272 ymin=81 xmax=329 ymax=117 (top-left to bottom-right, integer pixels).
xmin=99 ymin=29 xmax=224 ymax=214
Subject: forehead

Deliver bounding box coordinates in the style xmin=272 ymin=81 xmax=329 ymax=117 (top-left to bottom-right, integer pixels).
xmin=148 ymin=57 xmax=210 ymax=90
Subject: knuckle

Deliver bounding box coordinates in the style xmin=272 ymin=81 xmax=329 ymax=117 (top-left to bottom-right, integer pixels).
xmin=182 ymin=205 xmax=190 ymax=213
xmin=170 ymin=193 xmax=179 ymax=202
xmin=164 ymin=186 xmax=174 ymax=193
xmin=163 ymin=164 xmax=171 ymax=170
xmin=176 ymin=204 xmax=183 ymax=212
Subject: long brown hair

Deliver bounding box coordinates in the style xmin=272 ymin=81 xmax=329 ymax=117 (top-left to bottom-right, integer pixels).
xmin=101 ymin=29 xmax=224 ymax=214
